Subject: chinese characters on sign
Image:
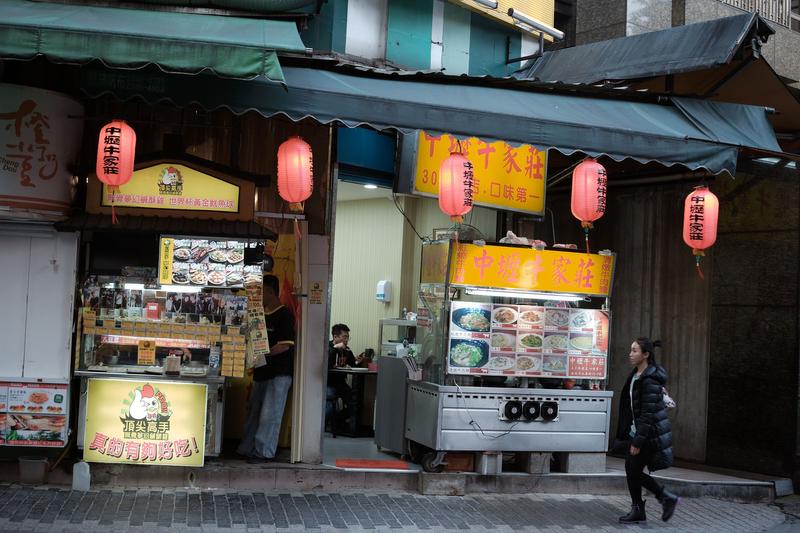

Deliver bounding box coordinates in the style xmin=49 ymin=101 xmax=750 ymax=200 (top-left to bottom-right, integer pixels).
xmin=688 ymin=193 xmax=705 ymax=242
xmin=101 ymin=163 xmax=240 ymax=213
xmin=414 ymin=132 xmax=547 ymax=216
xmin=84 ymin=379 xmax=207 ymax=467
xmin=449 ymin=243 xmax=615 ymax=298
xmin=0 ymin=84 xmax=84 ymax=214
xmin=0 ymin=382 xmax=69 ymax=447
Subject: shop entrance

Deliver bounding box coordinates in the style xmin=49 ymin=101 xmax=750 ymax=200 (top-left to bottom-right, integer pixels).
xmin=323 ymin=180 xmax=418 ymax=471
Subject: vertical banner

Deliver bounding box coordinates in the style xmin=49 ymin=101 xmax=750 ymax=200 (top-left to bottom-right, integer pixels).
xmin=158 ymin=237 xmax=175 ymax=285
xmin=84 ymin=379 xmax=207 ymax=467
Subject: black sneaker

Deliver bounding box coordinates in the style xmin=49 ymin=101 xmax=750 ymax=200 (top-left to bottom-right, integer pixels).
xmin=659 ymin=491 xmax=679 ymax=522
xmin=619 ymin=501 xmax=647 ymax=524
xmin=246 ymin=455 xmax=274 ymax=464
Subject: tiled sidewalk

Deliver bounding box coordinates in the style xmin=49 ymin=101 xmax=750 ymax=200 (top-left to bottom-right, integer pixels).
xmin=0 ymin=485 xmax=787 ymax=532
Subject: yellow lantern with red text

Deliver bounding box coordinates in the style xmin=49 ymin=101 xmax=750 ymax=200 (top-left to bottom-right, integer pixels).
xmin=683 ymin=185 xmax=719 ymax=279
xmin=277 ymin=136 xmax=313 ymax=211
xmin=438 ymin=151 xmax=474 ymax=222
xmin=570 ymin=158 xmax=607 ymax=252
xmin=96 ymin=119 xmax=136 ymax=223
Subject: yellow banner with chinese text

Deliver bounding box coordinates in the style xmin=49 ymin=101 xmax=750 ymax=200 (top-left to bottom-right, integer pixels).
xmin=83 ymin=379 xmax=207 ymax=467
xmin=414 ymin=132 xmax=547 ymax=216
xmin=101 ymin=163 xmax=239 ymax=212
xmin=450 ymin=243 xmax=615 ymax=297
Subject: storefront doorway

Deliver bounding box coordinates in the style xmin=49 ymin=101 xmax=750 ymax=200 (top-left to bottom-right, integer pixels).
xmin=323 ymin=178 xmax=498 ymax=471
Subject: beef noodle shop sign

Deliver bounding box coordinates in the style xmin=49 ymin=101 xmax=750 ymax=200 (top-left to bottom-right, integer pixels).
xmin=0 ymin=84 xmax=84 ymax=216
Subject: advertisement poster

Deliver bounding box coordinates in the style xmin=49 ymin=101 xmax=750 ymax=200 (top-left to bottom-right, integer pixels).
xmin=447 ymin=301 xmax=609 ymax=379
xmin=2 ymin=383 xmax=69 ymax=447
xmin=158 ymin=236 xmax=247 ymax=288
xmin=83 ymin=379 xmax=207 ymax=467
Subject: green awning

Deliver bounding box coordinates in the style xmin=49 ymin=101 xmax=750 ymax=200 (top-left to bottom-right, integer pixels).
xmin=0 ymin=0 xmax=307 ymax=83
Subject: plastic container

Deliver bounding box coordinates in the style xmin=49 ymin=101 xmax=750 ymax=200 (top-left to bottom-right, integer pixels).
xmin=72 ymin=460 xmax=91 ymax=491
xmin=18 ymin=457 xmax=48 ymax=485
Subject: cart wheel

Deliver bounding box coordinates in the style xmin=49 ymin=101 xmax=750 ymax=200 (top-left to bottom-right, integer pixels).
xmin=408 ymin=440 xmax=426 ymax=464
xmin=421 ymin=452 xmax=445 ymax=473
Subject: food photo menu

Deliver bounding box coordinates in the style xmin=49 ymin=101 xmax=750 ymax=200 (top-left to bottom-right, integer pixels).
xmin=447 ymin=301 xmax=609 ymax=379
xmin=0 ymin=383 xmax=68 ymax=446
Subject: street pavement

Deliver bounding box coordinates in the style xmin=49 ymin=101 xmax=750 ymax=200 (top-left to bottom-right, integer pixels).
xmin=0 ymin=484 xmax=790 ymax=532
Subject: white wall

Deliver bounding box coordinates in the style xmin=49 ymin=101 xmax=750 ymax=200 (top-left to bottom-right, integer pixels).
xmin=330 ymin=192 xmax=497 ymax=356
xmin=330 ymin=197 xmax=405 ymax=355
xmin=345 ymin=0 xmax=388 ymax=60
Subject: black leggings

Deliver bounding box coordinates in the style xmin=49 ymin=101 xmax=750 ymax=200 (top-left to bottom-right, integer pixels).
xmin=625 ymin=447 xmax=664 ymax=505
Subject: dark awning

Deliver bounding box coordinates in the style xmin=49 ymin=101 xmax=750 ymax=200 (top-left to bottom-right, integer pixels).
xmin=516 ymin=13 xmax=775 ymax=84
xmin=81 ymin=65 xmax=781 ymax=175
xmin=56 ymin=213 xmax=278 ymax=241
xmin=0 ymin=0 xmax=307 ymax=83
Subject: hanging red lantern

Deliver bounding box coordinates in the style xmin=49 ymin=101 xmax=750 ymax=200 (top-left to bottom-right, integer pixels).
xmin=277 ymin=136 xmax=313 ymax=212
xmin=682 ymin=185 xmax=719 ymax=280
xmin=96 ymin=119 xmax=136 ymax=224
xmin=570 ymin=158 xmax=607 ymax=253
xmin=439 ymin=151 xmax=474 ymax=222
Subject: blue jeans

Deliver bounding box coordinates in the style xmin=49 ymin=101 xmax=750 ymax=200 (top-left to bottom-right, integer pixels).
xmin=237 ymin=375 xmax=292 ymax=459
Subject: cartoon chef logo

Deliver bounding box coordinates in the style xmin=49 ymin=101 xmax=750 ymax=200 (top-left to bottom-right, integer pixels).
xmin=157 ymin=166 xmax=184 ymax=195
xmin=124 ymin=383 xmax=171 ymax=422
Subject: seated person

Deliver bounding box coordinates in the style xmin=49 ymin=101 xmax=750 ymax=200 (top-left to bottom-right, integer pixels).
xmin=326 ymin=324 xmax=357 ymax=431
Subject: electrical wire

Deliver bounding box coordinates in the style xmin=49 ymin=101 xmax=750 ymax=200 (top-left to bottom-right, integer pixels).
xmin=451 ymin=376 xmax=519 ymax=440
xmin=391 ymin=193 xmax=424 ymax=241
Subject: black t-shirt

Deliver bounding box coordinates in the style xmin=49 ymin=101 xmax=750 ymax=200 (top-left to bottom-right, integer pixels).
xmin=254 ymin=305 xmax=295 ymax=381
xmin=328 ymin=341 xmax=355 ymax=389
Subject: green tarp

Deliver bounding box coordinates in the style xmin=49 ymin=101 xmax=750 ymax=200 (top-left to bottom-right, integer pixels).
xmin=0 ymin=0 xmax=307 ymax=83
xmin=81 ymin=66 xmax=782 ymax=175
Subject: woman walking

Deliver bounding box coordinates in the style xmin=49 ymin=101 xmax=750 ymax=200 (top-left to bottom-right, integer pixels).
xmin=615 ymin=337 xmax=679 ymax=524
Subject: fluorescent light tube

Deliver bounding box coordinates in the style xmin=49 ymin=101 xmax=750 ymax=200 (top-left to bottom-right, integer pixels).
xmin=473 ymin=0 xmax=498 ymax=8
xmin=465 ymin=287 xmax=585 ymax=302
xmin=159 ymin=285 xmax=203 ymax=294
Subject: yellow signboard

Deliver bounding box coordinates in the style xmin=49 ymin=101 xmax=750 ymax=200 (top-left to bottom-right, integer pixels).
xmin=84 ymin=379 xmax=207 ymax=467
xmin=414 ymin=132 xmax=547 ymax=216
xmin=450 ymin=243 xmax=615 ymax=297
xmin=101 ymin=163 xmax=240 ymax=212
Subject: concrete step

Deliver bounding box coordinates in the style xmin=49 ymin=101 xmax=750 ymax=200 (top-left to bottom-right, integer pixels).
xmin=0 ymin=458 xmax=777 ymax=503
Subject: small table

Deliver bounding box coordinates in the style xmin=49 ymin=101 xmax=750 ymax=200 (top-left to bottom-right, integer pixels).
xmin=329 ymin=368 xmax=377 ymax=437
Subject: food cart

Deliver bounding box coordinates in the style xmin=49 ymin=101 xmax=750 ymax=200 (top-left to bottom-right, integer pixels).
xmin=406 ymin=239 xmax=615 ymax=473
xmin=69 ymin=159 xmax=275 ymax=467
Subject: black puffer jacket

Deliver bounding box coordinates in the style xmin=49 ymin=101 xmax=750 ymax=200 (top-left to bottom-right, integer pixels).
xmin=616 ymin=364 xmax=673 ymax=470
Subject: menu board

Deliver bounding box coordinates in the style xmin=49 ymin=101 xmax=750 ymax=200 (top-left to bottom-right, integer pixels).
xmin=447 ymin=301 xmax=609 ymax=379
xmin=159 ymin=236 xmax=262 ymax=288
xmin=0 ymin=383 xmax=68 ymax=447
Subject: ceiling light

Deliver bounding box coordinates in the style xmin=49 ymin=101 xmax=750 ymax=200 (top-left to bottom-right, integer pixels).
xmin=464 ymin=287 xmax=586 ymax=302
xmin=363 ymin=184 xmax=378 ymax=189
xmin=473 ymin=0 xmax=498 ymax=8
xmin=159 ymin=284 xmax=203 ymax=293
xmin=508 ymin=8 xmax=564 ymax=41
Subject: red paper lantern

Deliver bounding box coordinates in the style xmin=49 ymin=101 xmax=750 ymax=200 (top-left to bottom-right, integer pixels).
xmin=96 ymin=119 xmax=136 ymax=223
xmin=570 ymin=158 xmax=607 ymax=252
xmin=277 ymin=136 xmax=314 ymax=211
xmin=438 ymin=151 xmax=474 ymax=222
xmin=682 ymin=185 xmax=719 ymax=279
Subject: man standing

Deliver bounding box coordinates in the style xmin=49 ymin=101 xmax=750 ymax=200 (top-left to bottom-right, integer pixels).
xmin=237 ymin=275 xmax=295 ymax=462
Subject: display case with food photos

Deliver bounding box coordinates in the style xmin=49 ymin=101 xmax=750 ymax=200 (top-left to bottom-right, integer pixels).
xmin=447 ymin=301 xmax=610 ymax=379
xmin=160 ymin=236 xmax=260 ymax=289
xmin=0 ymin=382 xmax=69 ymax=446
